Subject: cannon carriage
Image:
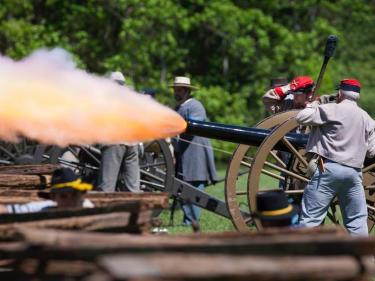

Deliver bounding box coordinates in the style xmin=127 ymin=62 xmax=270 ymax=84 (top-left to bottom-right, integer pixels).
xmin=186 ymin=111 xmax=375 ymax=232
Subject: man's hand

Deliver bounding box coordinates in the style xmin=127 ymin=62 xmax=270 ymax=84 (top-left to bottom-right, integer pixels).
xmin=305 ymin=100 xmax=321 ymax=108
xmin=290 ymin=76 xmax=314 ymax=91
xmin=274 ymin=84 xmax=291 ymax=99
xmin=319 ymin=94 xmax=338 ymax=104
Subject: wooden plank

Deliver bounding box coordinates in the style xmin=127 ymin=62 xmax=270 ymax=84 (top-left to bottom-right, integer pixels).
xmin=0 ymin=174 xmax=51 ymax=188
xmin=11 ymin=227 xmax=375 ymax=258
xmin=0 ymin=201 xmax=151 ymax=224
xmin=0 ymin=210 xmax=154 ymax=242
xmin=6 ymin=254 xmax=373 ymax=281
xmin=23 ymin=260 xmax=99 ymax=279
xmin=100 ymin=253 xmax=373 ymax=281
xmin=2 ymin=212 xmax=132 ymax=231
xmin=0 ymin=164 xmax=59 ymax=175
xmin=0 ymin=190 xmax=169 ymax=209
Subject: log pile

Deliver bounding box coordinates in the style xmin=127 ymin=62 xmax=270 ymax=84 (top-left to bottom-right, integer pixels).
xmin=0 ymin=194 xmax=168 ymax=239
xmin=0 ymin=164 xmax=58 ymax=189
xmin=0 ymin=164 xmax=169 ymax=236
xmin=0 ymin=227 xmax=373 ymax=281
xmin=0 ymin=164 xmax=374 ymax=280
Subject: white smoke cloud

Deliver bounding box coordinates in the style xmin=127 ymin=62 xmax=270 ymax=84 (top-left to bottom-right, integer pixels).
xmin=0 ymin=48 xmax=186 ymax=146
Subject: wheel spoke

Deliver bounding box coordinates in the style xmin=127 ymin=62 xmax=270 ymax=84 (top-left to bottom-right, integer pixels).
xmin=140 ymin=169 xmax=165 ymax=183
xmin=363 ymin=162 xmax=375 ymax=173
xmin=264 ymin=161 xmax=309 ymax=182
xmin=281 ymin=137 xmax=308 ymax=167
xmin=12 ymin=143 xmax=21 ymax=155
xmin=140 ymin=180 xmax=165 ymax=190
xmin=0 ymin=146 xmax=15 ymax=160
xmin=269 ymin=151 xmax=287 ymax=168
xmin=67 ymin=146 xmax=81 ymax=159
xmin=260 ymin=168 xmax=285 ymax=181
xmin=243 ymin=160 xmax=285 ymax=181
xmin=284 ymin=189 xmax=304 ymax=194
xmin=368 ymin=205 xmax=375 ymax=213
xmin=236 ymin=191 xmax=247 ymax=196
xmin=240 ymin=161 xmax=251 ymax=168
xmin=140 ymin=162 xmax=166 ymax=169
xmin=244 ymin=216 xmax=253 ymax=225
xmin=79 ymin=146 xmax=101 ymax=164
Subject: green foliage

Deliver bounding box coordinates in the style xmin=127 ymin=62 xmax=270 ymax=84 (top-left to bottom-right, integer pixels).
xmin=0 ymin=1 xmax=374 ymax=160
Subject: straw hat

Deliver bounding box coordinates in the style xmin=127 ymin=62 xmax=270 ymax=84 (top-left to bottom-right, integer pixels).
xmin=110 ymin=71 xmax=126 ymax=85
xmin=169 ymin=76 xmax=198 ymax=90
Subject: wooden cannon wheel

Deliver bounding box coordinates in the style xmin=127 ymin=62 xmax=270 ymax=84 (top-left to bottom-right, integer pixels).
xmin=139 ymin=140 xmax=174 ymax=194
xmin=247 ymin=116 xmax=375 ymax=232
xmin=224 ymin=110 xmax=300 ymax=232
xmin=0 ymin=139 xmax=40 ymax=165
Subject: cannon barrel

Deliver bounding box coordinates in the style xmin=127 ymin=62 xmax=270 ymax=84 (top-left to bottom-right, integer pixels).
xmin=185 ymin=119 xmax=309 ymax=151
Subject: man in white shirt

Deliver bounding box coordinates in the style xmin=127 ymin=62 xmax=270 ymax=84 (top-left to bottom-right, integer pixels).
xmin=296 ymin=79 xmax=375 ymax=236
xmin=97 ymin=71 xmax=141 ymax=192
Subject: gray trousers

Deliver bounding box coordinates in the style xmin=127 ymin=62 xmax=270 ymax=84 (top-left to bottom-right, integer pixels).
xmin=97 ymin=145 xmax=141 ymax=192
xmin=300 ymin=160 xmax=368 ymax=236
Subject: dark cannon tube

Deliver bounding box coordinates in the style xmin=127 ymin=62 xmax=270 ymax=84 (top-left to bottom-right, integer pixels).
xmin=185 ymin=119 xmax=375 ymax=167
xmin=185 ymin=119 xmax=309 ymax=151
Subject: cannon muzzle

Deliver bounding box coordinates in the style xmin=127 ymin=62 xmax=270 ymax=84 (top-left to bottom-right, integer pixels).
xmin=185 ymin=119 xmax=308 ymax=151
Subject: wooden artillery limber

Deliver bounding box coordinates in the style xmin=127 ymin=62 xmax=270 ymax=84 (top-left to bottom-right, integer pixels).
xmin=0 ymin=227 xmax=374 ymax=280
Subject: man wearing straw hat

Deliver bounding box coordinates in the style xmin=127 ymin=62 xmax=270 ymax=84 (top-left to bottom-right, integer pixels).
xmin=171 ymin=76 xmax=218 ymax=226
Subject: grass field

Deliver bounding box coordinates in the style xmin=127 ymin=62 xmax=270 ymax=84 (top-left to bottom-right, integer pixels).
xmin=158 ymin=166 xmax=287 ymax=234
xmin=158 ymin=168 xmax=238 ymax=234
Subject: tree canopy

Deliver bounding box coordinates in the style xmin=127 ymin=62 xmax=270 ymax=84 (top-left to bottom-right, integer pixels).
xmin=0 ymin=0 xmax=374 ymax=159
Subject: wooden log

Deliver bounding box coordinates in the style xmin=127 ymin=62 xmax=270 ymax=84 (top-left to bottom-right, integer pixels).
xmin=4 ymin=212 xmax=133 ymax=231
xmin=0 ymin=190 xmax=169 ymax=209
xmin=100 ymin=253 xmax=374 ymax=281
xmin=0 ymin=209 xmax=154 ymax=242
xmin=4 ymin=254 xmax=375 ymax=281
xmin=0 ymin=174 xmax=51 ymax=189
xmin=0 ymin=164 xmax=59 ymax=175
xmin=87 ymin=192 xmax=169 ymax=209
xmin=1 ymin=258 xmax=101 ymax=280
xmin=0 ymin=201 xmax=149 ymax=224
xmin=21 ymin=260 xmax=100 ymax=279
xmin=10 ymin=227 xmax=375 ymax=259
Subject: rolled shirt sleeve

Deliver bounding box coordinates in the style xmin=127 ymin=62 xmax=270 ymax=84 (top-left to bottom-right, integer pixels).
xmin=7 ymin=200 xmax=56 ymax=214
xmin=262 ymin=89 xmax=282 ymax=114
xmin=295 ymin=101 xmax=326 ymax=126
